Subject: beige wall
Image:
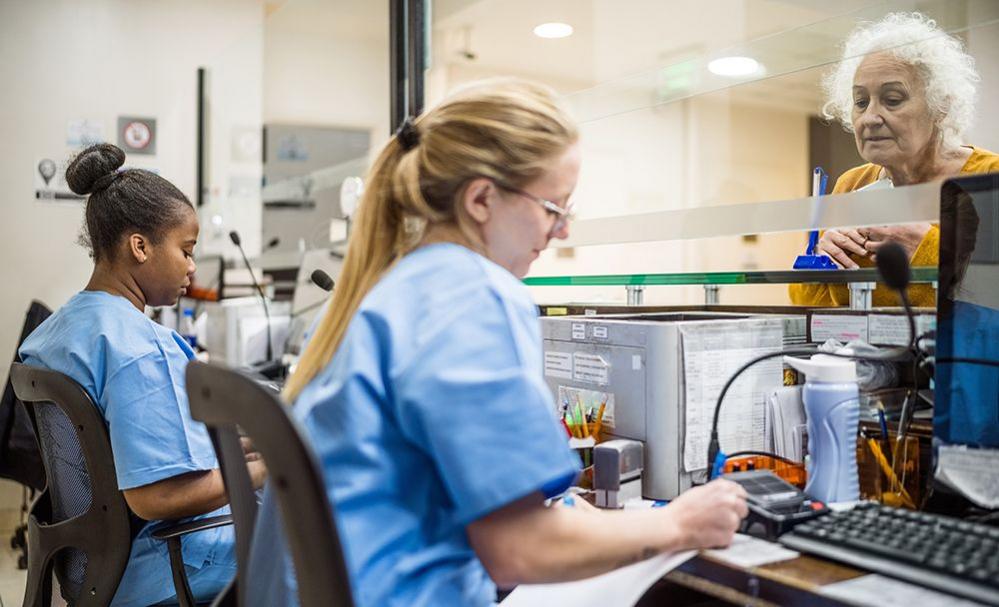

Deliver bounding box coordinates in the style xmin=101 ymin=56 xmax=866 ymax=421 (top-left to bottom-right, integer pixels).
xmin=263 ymin=2 xmax=389 ymax=141
xmin=0 ymin=0 xmax=264 ymax=414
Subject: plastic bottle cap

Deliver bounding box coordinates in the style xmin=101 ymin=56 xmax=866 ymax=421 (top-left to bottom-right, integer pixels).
xmin=783 ymin=354 xmax=856 ymax=383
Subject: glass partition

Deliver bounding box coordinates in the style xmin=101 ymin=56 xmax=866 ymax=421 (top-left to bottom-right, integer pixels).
xmin=428 ymin=0 xmax=999 ymax=305
xmin=258 ymin=0 xmax=389 ymax=273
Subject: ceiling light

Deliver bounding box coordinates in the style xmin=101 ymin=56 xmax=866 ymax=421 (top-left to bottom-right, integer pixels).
xmin=533 ymin=22 xmax=573 ymax=39
xmin=707 ymin=56 xmax=761 ymax=77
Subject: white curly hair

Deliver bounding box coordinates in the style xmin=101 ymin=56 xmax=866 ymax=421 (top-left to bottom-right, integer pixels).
xmin=822 ymin=12 xmax=979 ymax=152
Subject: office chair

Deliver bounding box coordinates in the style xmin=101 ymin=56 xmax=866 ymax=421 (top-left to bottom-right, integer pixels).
xmin=185 ymin=361 xmax=354 ymax=607
xmin=0 ymin=301 xmax=52 ymax=570
xmin=9 ymin=363 xmax=231 ymax=607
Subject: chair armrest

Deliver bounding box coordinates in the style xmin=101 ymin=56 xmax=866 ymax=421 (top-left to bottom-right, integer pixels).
xmin=150 ymin=514 xmax=233 ymax=541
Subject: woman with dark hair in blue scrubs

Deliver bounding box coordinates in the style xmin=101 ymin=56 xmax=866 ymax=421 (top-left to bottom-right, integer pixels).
xmin=20 ymin=143 xmax=266 ymax=606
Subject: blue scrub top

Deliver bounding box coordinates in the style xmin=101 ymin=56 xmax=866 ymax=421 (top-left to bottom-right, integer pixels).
xmin=20 ymin=290 xmax=233 ymax=607
xmin=247 ymin=243 xmax=580 ymax=607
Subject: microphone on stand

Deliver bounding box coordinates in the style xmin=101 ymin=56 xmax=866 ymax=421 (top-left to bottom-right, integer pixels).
xmin=229 ymin=231 xmax=283 ymax=377
xmin=875 ymin=241 xmax=915 ymax=350
xmin=310 ymin=269 xmax=334 ymax=292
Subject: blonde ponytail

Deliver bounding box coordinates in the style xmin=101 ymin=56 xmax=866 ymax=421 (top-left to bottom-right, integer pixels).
xmin=283 ymin=78 xmax=577 ymax=402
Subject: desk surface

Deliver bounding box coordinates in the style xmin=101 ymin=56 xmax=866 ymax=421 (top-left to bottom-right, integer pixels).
xmin=638 ymin=545 xmax=982 ymax=607
xmin=655 ymin=551 xmax=865 ymax=607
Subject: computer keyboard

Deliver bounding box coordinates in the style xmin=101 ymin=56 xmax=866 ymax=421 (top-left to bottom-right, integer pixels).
xmin=779 ymin=502 xmax=999 ymax=605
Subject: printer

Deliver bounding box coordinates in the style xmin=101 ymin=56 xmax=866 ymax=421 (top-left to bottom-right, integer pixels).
xmin=541 ymin=312 xmax=806 ymax=499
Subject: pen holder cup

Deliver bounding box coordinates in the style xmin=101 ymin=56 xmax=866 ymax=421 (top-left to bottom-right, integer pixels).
xmin=567 ymin=424 xmax=607 ymax=490
xmin=857 ymin=434 xmax=922 ymax=509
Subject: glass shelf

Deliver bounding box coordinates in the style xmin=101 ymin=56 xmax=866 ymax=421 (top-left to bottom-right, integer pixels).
xmin=524 ymin=267 xmax=937 ymax=287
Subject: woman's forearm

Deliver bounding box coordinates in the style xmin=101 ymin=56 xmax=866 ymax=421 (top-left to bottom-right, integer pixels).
xmin=468 ymin=495 xmax=685 ymax=587
xmin=123 ymin=469 xmax=229 ymax=520
xmin=468 ymin=481 xmax=746 ymax=588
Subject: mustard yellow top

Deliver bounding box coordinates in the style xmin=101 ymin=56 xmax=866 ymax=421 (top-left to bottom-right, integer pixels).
xmin=788 ymin=146 xmax=999 ymax=307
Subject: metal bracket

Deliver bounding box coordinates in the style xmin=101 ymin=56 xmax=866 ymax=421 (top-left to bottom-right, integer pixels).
xmin=848 ymin=281 xmax=877 ymax=311
xmin=625 ymin=285 xmax=645 ymax=306
xmin=703 ymin=284 xmax=720 ymax=305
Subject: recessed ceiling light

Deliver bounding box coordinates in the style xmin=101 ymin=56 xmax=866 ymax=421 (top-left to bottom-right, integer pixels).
xmin=533 ymin=22 xmax=573 ymax=39
xmin=707 ymin=56 xmax=761 ymax=77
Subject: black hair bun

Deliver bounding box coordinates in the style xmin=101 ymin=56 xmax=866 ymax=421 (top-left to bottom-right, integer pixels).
xmin=65 ymin=143 xmax=126 ymax=195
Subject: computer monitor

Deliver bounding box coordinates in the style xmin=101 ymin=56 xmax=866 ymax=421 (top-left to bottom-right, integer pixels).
xmin=934 ymin=173 xmax=999 ymax=452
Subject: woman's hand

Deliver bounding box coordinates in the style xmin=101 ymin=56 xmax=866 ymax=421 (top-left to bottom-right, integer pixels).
xmin=247 ymin=459 xmax=268 ymax=490
xmin=863 ymin=223 xmax=931 ymax=261
xmin=816 ymin=229 xmax=870 ymax=269
xmin=663 ymin=479 xmax=748 ymax=550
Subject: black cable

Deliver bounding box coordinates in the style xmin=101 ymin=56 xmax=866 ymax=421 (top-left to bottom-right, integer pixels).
xmin=723 ymin=450 xmax=801 ymax=467
xmin=706 ymin=345 xmax=913 ymax=479
xmin=233 ymin=241 xmax=273 ymax=362
xmin=936 ymin=357 xmax=999 ymax=368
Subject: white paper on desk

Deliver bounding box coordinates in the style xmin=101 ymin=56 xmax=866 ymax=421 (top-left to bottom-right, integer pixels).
xmin=705 ymin=534 xmax=799 ymax=568
xmin=764 ymin=386 xmax=805 ymax=463
xmin=681 ymin=320 xmax=784 ymax=472
xmin=499 ymin=551 xmax=695 ymax=607
xmin=935 ymin=445 xmax=999 ymax=509
xmin=819 ymin=573 xmax=988 ymax=606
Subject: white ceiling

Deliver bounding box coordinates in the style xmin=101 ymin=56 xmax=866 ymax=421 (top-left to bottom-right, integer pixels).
xmin=431 ymin=0 xmax=879 ymax=89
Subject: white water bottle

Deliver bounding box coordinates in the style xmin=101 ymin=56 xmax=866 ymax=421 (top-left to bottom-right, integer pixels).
xmin=783 ymin=354 xmax=860 ymax=503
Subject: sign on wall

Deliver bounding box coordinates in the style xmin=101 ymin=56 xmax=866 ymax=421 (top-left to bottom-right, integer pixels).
xmin=34 ymin=157 xmax=84 ymax=203
xmin=117 ymin=116 xmax=157 ymax=155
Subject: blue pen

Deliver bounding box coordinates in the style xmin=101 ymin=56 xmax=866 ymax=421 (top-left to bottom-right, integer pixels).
xmin=806 ymin=168 xmax=828 ymax=255
xmin=877 ymin=406 xmax=889 ymax=438
xmin=793 ymin=167 xmax=836 ymax=269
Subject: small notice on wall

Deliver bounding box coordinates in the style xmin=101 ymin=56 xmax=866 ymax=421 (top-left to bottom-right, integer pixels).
xmin=118 ymin=116 xmax=157 ymax=155
xmin=66 ymin=119 xmax=104 ymax=147
xmin=34 ymin=157 xmax=84 ymax=203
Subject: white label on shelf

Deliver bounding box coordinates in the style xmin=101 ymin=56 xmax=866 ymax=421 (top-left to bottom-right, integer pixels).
xmin=573 ymin=353 xmax=609 ymax=385
xmin=632 ymin=354 xmax=642 ymax=371
xmin=810 ymin=314 xmax=868 ymax=342
xmin=592 ymin=325 xmax=608 ymax=339
xmin=544 ymin=351 xmax=573 ymax=380
xmin=869 ymin=314 xmax=934 ymax=346
xmin=571 ymin=323 xmax=586 ymax=340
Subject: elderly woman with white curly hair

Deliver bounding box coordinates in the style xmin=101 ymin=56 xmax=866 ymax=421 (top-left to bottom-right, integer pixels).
xmin=791 ymin=12 xmax=999 ymax=307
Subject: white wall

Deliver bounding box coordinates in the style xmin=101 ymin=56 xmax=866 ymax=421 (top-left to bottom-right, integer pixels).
xmin=0 ymin=0 xmax=264 ymax=399
xmin=263 ymin=1 xmax=390 ymax=151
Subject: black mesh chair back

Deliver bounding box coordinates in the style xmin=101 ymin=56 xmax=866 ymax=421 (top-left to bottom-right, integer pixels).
xmin=185 ymin=361 xmax=354 ymax=607
xmin=9 ymin=363 xmax=132 ymax=607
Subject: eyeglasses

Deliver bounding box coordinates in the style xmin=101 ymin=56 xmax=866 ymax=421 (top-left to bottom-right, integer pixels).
xmin=494 ymin=181 xmax=575 ymax=232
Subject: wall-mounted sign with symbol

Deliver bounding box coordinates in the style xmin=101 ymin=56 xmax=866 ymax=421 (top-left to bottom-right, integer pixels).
xmin=117 ymin=116 xmax=157 ymax=155
xmin=35 ymin=157 xmax=85 ymax=203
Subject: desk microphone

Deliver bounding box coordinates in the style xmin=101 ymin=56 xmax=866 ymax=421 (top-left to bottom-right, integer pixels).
xmin=310 ymin=269 xmax=334 ymax=292
xmin=875 ymin=241 xmax=915 ymax=350
xmin=229 ymin=230 xmax=274 ymax=365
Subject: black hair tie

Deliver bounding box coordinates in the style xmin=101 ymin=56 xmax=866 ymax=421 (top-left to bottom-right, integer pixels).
xmin=395 ymin=116 xmax=421 ymax=151
xmin=92 ymin=171 xmax=123 ymax=192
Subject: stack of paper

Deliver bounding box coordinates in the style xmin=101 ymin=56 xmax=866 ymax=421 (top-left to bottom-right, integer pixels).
xmin=764 ymin=385 xmax=806 ymax=463
xmin=500 ymin=551 xmax=695 ymax=607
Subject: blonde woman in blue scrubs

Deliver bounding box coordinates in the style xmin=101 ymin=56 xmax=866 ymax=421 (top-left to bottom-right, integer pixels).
xmin=20 ymin=143 xmax=266 ymax=606
xmin=248 ymin=79 xmax=748 ymax=607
